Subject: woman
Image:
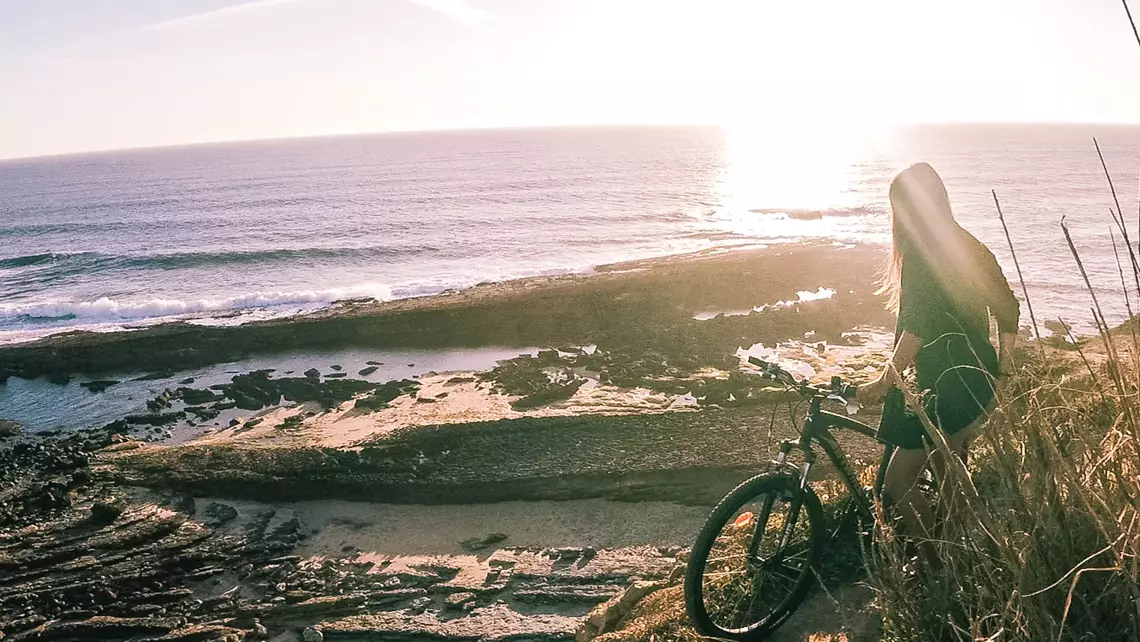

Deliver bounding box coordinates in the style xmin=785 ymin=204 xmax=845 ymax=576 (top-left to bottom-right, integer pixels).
xmin=860 ymin=162 xmax=1019 ymax=540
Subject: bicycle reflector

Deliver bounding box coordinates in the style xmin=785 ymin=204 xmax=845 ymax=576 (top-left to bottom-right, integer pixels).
xmin=733 ymin=512 xmax=754 ymax=528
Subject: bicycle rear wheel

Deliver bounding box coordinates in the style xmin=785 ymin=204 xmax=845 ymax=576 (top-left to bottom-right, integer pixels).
xmin=684 ymin=473 xmax=825 ymax=640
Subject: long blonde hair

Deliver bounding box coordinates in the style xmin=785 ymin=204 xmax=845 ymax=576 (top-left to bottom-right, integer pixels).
xmin=876 ymin=162 xmax=963 ymax=313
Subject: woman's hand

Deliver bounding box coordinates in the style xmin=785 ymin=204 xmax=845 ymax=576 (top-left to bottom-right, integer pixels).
xmin=858 ymin=375 xmax=892 ymax=405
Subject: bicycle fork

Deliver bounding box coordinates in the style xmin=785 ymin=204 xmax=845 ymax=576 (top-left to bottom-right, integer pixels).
xmin=746 ymin=440 xmax=814 ymax=564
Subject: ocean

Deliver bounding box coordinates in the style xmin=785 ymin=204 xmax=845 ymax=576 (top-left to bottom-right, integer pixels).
xmin=3 ymin=123 xmax=1140 ymax=344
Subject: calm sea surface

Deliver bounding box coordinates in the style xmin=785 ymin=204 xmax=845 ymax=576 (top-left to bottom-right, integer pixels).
xmin=4 ymin=124 xmax=1140 ymax=344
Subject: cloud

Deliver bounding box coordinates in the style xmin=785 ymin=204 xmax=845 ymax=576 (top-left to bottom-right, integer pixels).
xmin=408 ymin=0 xmax=489 ymax=25
xmin=141 ymin=0 xmax=305 ymax=32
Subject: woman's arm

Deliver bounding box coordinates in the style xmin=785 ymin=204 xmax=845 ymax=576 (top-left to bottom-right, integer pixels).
xmin=998 ymin=332 xmax=1016 ymax=377
xmin=860 ymin=330 xmax=921 ymax=402
xmin=978 ymin=246 xmax=1021 ymax=377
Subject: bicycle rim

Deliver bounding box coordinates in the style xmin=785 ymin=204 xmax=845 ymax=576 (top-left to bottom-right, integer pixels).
xmin=692 ymin=477 xmax=822 ymax=636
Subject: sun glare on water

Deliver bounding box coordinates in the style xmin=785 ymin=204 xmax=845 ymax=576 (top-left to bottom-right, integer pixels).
xmin=706 ymin=117 xmax=887 ymax=240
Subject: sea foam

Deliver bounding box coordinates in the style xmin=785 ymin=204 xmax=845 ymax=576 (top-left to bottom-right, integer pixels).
xmin=0 ymin=283 xmax=393 ymax=323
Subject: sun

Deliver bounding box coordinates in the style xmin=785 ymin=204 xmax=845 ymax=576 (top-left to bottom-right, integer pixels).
xmin=718 ymin=113 xmax=887 ymax=210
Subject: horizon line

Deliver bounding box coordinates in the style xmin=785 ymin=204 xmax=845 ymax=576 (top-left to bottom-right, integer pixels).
xmin=4 ymin=119 xmax=1140 ymax=163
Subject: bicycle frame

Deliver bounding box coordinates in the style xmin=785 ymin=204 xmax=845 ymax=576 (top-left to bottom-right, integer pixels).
xmin=769 ymin=393 xmax=890 ymax=527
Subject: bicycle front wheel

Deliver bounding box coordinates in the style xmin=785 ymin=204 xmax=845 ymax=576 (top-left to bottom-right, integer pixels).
xmin=684 ymin=473 xmax=825 ymax=640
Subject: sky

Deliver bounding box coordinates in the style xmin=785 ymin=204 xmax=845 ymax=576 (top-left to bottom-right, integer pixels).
xmin=1 ymin=0 xmax=1139 ymax=159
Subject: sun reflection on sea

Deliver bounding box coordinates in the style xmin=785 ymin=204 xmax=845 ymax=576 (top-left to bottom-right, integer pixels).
xmin=704 ymin=122 xmax=889 ymax=243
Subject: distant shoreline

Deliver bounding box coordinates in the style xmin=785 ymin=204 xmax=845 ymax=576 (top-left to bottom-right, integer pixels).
xmin=5 ymin=120 xmax=1140 ymax=163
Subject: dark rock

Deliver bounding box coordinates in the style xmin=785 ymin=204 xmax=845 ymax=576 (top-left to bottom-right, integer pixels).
xmin=366 ymin=361 xmax=383 ymax=366
xmin=178 ymin=377 xmax=196 ymax=384
xmin=202 ymin=502 xmax=239 ymax=527
xmin=125 ymin=412 xmax=185 ymax=426
xmin=324 ymin=373 xmax=348 ymax=379
xmin=68 ymin=469 xmax=93 ymax=488
xmin=537 ymin=349 xmax=563 ymax=364
xmin=460 ymin=532 xmax=509 ymax=552
xmin=7 ymin=615 xmax=47 ymax=632
xmin=232 ymin=393 xmax=264 ymax=411
xmin=510 ymin=378 xmax=586 ymax=410
xmin=91 ymin=496 xmax=127 ymax=525
xmin=357 ymin=366 xmax=378 ymax=376
xmin=179 ymin=388 xmax=223 ymax=405
xmin=329 ymin=365 xmax=343 ymax=371
xmin=0 ymin=419 xmax=21 ymax=438
xmin=303 ymin=627 xmax=324 ymax=642
xmin=354 ymin=381 xmax=409 ymax=411
xmin=184 ymin=567 xmax=224 ymax=581
xmin=408 ymin=596 xmax=432 ymax=615
xmin=80 ymin=380 xmax=120 ymax=393
xmin=46 ymin=371 xmax=71 ymax=385
xmin=278 ymin=415 xmax=304 ymax=429
xmin=304 ymin=368 xmax=321 ymax=379
xmin=185 ymin=406 xmax=221 ymax=421
xmin=270 ymin=517 xmax=301 ymax=541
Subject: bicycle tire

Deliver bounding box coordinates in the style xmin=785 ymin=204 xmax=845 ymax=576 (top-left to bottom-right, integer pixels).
xmin=685 ymin=473 xmax=825 ymax=640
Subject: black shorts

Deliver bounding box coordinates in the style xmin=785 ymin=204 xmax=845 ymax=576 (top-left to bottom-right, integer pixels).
xmin=877 ymin=366 xmax=997 ymax=451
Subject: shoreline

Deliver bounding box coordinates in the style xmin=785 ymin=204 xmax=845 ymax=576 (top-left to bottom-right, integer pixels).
xmin=0 ymin=240 xmax=891 ymax=382
xmin=0 ymin=240 xmax=904 ymax=641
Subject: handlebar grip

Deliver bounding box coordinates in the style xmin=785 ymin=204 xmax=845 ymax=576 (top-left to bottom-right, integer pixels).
xmin=830 ymin=375 xmax=858 ymax=400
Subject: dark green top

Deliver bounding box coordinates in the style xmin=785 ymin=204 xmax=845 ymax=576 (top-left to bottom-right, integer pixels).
xmin=880 ymin=231 xmax=1020 ymax=448
xmin=897 ymin=231 xmax=1020 ymax=389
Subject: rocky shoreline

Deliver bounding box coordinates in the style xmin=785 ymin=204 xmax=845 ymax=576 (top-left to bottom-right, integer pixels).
xmin=0 ymin=242 xmax=889 ymax=381
xmin=0 ymin=242 xmax=895 ymax=641
xmin=0 ymin=426 xmax=690 ymax=641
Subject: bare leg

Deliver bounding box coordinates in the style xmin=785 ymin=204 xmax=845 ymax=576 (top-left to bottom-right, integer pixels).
xmin=882 ymin=447 xmax=936 ymax=538
xmin=930 ymin=415 xmax=985 ymax=533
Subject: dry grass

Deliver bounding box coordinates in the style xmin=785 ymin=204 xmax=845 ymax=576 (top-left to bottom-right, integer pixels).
xmin=870 ymin=343 xmax=1140 ymax=641
xmin=863 ymin=133 xmax=1140 ymax=641
xmin=588 ymin=315 xmax=1140 ymax=642
xmin=594 ymin=585 xmax=701 ymax=642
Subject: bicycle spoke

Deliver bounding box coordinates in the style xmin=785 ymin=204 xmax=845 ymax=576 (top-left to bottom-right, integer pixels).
xmin=701 ymin=488 xmax=815 ymax=633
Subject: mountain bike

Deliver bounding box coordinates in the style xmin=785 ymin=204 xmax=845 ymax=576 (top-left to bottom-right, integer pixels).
xmin=684 ymin=356 xmax=897 ymax=640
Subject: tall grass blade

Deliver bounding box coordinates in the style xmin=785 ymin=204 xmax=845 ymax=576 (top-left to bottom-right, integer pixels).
xmin=1095 ymin=138 xmax=1140 ymax=292
xmin=1062 ymin=216 xmax=1110 ymax=336
xmin=993 ymin=190 xmax=1042 ymax=340
xmin=1124 ymin=0 xmax=1140 ymax=49
xmin=1110 ymin=229 xmax=1140 ymax=373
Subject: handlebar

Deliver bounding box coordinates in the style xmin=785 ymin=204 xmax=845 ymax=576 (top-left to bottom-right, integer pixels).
xmin=745 ymin=356 xmax=859 ymax=405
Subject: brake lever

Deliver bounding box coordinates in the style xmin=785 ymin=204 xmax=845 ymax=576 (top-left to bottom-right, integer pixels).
xmin=827 ymin=394 xmax=861 ymax=415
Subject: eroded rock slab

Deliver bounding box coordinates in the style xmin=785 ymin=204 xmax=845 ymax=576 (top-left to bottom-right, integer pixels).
xmin=323 ymin=603 xmax=582 ymax=641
